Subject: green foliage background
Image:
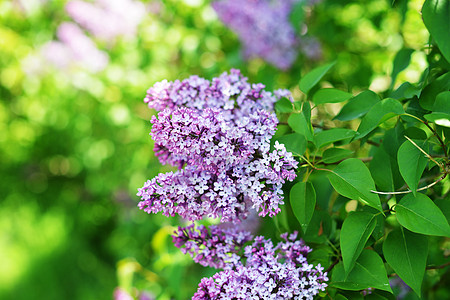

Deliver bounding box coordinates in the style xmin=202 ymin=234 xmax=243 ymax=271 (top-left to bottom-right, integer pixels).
xmin=0 ymin=0 xmax=448 ymax=299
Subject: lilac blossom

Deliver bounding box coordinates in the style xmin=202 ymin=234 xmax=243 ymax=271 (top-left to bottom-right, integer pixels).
xmin=212 ymin=0 xmax=321 ymax=69
xmin=65 ymin=0 xmax=146 ymax=42
xmin=138 ymin=70 xmax=298 ymax=222
xmin=144 ymin=69 xmax=288 ymax=119
xmin=173 ymin=225 xmax=328 ymax=299
xmin=137 ymin=139 xmax=297 ymax=222
xmin=172 ymin=223 xmax=253 ymax=269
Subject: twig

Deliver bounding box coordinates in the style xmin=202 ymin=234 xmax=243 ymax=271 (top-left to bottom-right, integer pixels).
xmin=325 ymin=257 xmax=341 ymax=273
xmin=404 ymin=135 xmax=444 ymax=170
xmin=371 ymin=173 xmax=447 ymax=195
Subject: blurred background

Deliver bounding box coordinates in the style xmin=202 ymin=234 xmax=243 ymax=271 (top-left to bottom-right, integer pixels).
xmin=0 ymin=0 xmax=430 ymax=299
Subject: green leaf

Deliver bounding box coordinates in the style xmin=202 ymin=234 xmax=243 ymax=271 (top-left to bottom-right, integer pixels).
xmin=299 ymin=61 xmax=336 ymax=95
xmin=383 ymin=228 xmax=428 ymax=297
xmin=390 ymin=82 xmax=421 ymax=100
xmin=322 ymin=148 xmax=353 ymax=164
xmin=391 ymin=48 xmax=414 ymax=88
xmin=397 ymin=139 xmax=428 ymax=195
xmin=290 ymin=182 xmax=316 ymax=232
xmin=314 ymin=128 xmax=357 ymax=148
xmin=334 ymin=90 xmax=380 ymax=121
xmin=331 ymin=250 xmax=392 ymax=292
xmin=356 ymin=98 xmax=405 ymax=139
xmin=369 ymin=147 xmax=394 ymax=192
xmin=424 ymin=91 xmax=450 ymax=127
xmin=275 ymin=97 xmax=293 ymax=113
xmin=288 ymin=113 xmax=314 ymax=141
xmin=422 ymin=0 xmax=450 ymax=63
xmin=340 ymin=211 xmax=377 ymax=276
xmin=419 ymin=72 xmax=450 ymax=110
xmin=276 ymin=133 xmax=307 ymax=156
xmin=435 ymin=199 xmax=450 ymax=224
xmin=328 ymin=159 xmax=382 ymax=212
xmin=313 ymin=88 xmax=353 ymax=105
xmin=396 ymin=193 xmax=450 ymax=237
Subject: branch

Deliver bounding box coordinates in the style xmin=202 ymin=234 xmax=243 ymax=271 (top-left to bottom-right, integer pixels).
xmin=371 ymin=173 xmax=447 ymax=195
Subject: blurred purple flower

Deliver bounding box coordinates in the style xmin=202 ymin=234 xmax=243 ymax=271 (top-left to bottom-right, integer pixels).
xmin=65 ymin=0 xmax=146 ymax=42
xmin=113 ymin=288 xmax=134 ymax=300
xmin=41 ymin=22 xmax=109 ymax=72
xmin=212 ymin=0 xmax=321 ymax=69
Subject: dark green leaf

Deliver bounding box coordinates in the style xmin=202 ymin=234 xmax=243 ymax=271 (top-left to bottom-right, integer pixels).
xmin=328 ymin=159 xmax=382 ymax=212
xmin=299 ymin=61 xmax=336 ymax=95
xmin=390 ymin=82 xmax=421 ymax=100
xmin=424 ymin=91 xmax=450 ymax=127
xmin=331 ymin=250 xmax=392 ymax=292
xmin=276 ymin=133 xmax=307 ymax=156
xmin=422 ymin=0 xmax=450 ymax=63
xmin=419 ymin=72 xmax=450 ymax=110
xmin=340 ymin=211 xmax=377 ymax=276
xmin=288 ymin=113 xmax=314 ymax=141
xmin=314 ymin=128 xmax=357 ymax=148
xmin=397 ymin=139 xmax=428 ymax=195
xmin=435 ymin=199 xmax=450 ymax=224
xmin=322 ymin=148 xmax=354 ymax=164
xmin=396 ymin=193 xmax=450 ymax=237
xmin=334 ymin=90 xmax=380 ymax=121
xmin=369 ymin=147 xmax=394 ymax=192
xmin=356 ymin=98 xmax=405 ymax=139
xmin=313 ymin=88 xmax=353 ymax=105
xmin=391 ymin=49 xmax=414 ymax=88
xmin=290 ymin=182 xmax=316 ymax=232
xmin=383 ymin=228 xmax=428 ymax=296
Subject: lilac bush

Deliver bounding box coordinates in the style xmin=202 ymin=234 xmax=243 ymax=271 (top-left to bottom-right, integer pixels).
xmin=137 ymin=70 xmax=298 ymax=222
xmin=173 ymin=224 xmax=328 ymax=299
xmin=212 ymin=0 xmax=321 ymax=69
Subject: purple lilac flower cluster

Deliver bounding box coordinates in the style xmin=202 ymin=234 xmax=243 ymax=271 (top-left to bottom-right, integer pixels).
xmin=137 ymin=70 xmax=298 ymax=222
xmin=212 ymin=0 xmax=321 ymax=70
xmin=172 ymin=223 xmax=253 ymax=269
xmin=173 ymin=224 xmax=328 ymax=299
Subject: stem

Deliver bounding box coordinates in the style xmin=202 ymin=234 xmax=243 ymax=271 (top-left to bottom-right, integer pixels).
xmin=404 ymin=135 xmax=444 ymax=170
xmin=402 ymin=113 xmax=448 ymax=157
xmin=371 ymin=173 xmax=447 ymax=195
xmin=325 ymin=257 xmax=340 ymax=273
